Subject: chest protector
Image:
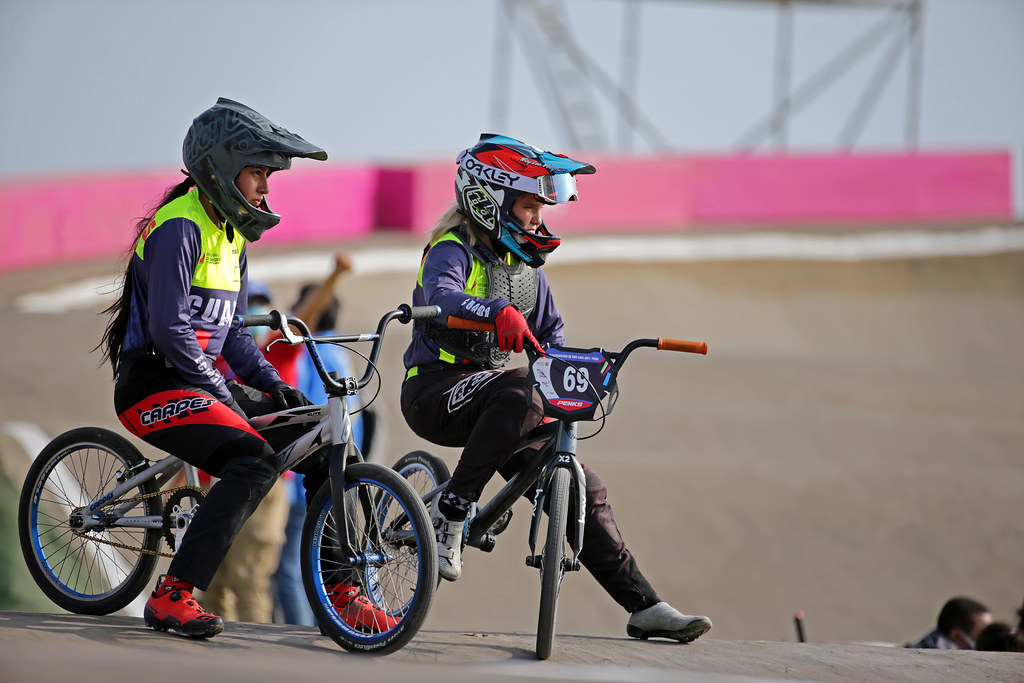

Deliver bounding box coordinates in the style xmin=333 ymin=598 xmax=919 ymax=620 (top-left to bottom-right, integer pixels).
xmin=419 ymin=228 xmax=538 ymax=368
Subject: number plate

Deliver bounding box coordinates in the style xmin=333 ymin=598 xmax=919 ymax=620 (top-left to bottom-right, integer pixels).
xmin=529 ymin=346 xmax=617 ymax=421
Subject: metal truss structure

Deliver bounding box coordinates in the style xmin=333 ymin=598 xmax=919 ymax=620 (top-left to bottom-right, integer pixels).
xmin=490 ymin=0 xmax=924 ymax=153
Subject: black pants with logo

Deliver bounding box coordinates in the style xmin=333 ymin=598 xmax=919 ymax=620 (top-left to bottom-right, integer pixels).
xmin=401 ymin=365 xmax=661 ymax=613
xmin=114 ymin=357 xmax=283 ymax=591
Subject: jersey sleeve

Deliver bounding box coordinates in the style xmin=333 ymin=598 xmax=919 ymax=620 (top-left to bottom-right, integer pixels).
xmin=219 ymin=251 xmax=282 ymax=392
xmin=420 ymin=240 xmax=513 ymax=322
xmin=144 ymin=220 xmax=234 ymax=402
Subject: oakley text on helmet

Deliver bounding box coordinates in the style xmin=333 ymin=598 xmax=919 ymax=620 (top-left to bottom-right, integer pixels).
xmin=455 ymin=133 xmax=595 ymax=267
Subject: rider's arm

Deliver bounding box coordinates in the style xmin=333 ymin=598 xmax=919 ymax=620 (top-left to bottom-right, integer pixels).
xmin=219 ymin=250 xmax=284 ymax=393
xmin=144 ymin=220 xmax=234 ymax=403
xmin=421 ymin=240 xmax=513 ymax=322
xmin=528 ymin=269 xmax=564 ymax=346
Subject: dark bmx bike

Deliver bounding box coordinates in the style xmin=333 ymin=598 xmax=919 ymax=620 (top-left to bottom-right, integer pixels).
xmin=393 ymin=315 xmax=707 ymax=659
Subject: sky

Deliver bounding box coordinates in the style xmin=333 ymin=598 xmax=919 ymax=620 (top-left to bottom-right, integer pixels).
xmin=1 ymin=0 xmax=1021 ymax=211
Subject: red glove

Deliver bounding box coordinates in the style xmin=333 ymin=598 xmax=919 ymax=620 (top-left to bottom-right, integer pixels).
xmin=494 ymin=306 xmax=541 ymax=353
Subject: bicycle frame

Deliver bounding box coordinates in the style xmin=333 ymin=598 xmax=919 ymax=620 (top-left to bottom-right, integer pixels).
xmin=417 ymin=318 xmax=709 ymax=578
xmin=73 ymin=454 xmax=201 ymax=534
xmin=238 ymin=304 xmax=440 ymax=560
xmin=462 ymin=421 xmax=586 ymax=566
xmin=71 ymin=308 xmax=400 ymax=544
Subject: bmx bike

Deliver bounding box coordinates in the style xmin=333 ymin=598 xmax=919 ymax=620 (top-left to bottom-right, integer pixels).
xmin=19 ymin=304 xmax=440 ymax=654
xmin=393 ymin=315 xmax=707 ymax=659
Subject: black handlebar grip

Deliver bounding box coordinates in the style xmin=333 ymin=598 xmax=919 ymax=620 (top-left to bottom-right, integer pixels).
xmin=397 ymin=304 xmax=441 ymax=324
xmin=238 ymin=311 xmax=282 ymax=330
xmin=409 ymin=305 xmax=441 ymax=320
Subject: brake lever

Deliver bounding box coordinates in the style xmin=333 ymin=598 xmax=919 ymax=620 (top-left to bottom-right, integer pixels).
xmin=263 ymin=313 xmax=307 ymax=352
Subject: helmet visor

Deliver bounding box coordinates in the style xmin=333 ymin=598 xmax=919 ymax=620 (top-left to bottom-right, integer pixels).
xmin=537 ymin=172 xmax=579 ymax=203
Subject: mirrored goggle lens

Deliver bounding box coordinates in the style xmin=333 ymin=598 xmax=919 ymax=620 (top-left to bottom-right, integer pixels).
xmin=537 ymin=173 xmax=579 ymax=203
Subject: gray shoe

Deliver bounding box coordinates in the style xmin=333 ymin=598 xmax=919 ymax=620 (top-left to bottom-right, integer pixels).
xmin=430 ymin=505 xmax=464 ymax=582
xmin=627 ymin=602 xmax=712 ymax=643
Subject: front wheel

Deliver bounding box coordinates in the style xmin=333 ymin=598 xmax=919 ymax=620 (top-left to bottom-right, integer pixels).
xmin=392 ymin=450 xmax=450 ymax=501
xmin=301 ymin=463 xmax=436 ymax=654
xmin=536 ymin=467 xmax=571 ymax=660
xmin=18 ymin=427 xmax=163 ymax=615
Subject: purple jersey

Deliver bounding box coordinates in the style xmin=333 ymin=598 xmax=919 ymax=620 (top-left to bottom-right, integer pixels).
xmin=403 ymin=233 xmax=565 ymax=370
xmin=120 ymin=190 xmax=280 ymax=402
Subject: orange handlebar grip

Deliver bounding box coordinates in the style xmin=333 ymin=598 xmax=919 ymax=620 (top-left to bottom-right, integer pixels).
xmin=447 ymin=315 xmax=494 ymax=332
xmin=657 ymin=338 xmax=708 ymax=355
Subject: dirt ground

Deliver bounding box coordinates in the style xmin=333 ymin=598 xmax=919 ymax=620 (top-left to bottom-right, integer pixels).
xmin=1 ymin=230 xmax=1022 ymax=677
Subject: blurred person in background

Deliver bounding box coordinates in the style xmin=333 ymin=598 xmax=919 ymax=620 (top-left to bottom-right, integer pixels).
xmin=975 ymin=621 xmax=1024 ymax=652
xmin=906 ymin=596 xmax=992 ymax=649
xmin=399 ymin=133 xmax=712 ymax=644
xmin=98 ymin=98 xmax=324 ymax=638
xmin=258 ymin=252 xmax=368 ymax=626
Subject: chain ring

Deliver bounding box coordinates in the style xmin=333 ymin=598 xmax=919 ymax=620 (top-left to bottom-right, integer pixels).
xmin=162 ymin=487 xmax=206 ymax=550
xmin=69 ymin=484 xmax=205 ymax=558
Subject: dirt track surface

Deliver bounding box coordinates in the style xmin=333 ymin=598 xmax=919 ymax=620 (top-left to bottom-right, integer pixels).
xmin=2 ymin=611 xmax=1023 ymax=683
xmin=2 ymin=231 xmax=1023 ymax=681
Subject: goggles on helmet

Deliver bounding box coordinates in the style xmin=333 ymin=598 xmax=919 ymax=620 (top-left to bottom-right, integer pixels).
xmin=454 ymin=133 xmax=595 ymax=267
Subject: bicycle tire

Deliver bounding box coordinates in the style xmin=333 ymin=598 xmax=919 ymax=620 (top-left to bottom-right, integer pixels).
xmin=536 ymin=466 xmax=571 ymax=660
xmin=392 ymin=450 xmax=450 ymax=500
xmin=18 ymin=427 xmax=163 ymax=615
xmin=301 ymin=462 xmax=436 ymax=654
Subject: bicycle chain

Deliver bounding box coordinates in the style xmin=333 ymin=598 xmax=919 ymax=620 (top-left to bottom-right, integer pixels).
xmin=69 ymin=485 xmax=206 ymax=559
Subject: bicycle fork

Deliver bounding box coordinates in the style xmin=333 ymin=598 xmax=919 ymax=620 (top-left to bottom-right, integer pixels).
xmin=525 ymin=422 xmax=585 ymax=573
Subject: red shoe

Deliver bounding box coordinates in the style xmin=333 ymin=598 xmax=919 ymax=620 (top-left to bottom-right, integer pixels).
xmin=144 ymin=575 xmax=224 ymax=639
xmin=326 ymin=582 xmax=400 ymax=633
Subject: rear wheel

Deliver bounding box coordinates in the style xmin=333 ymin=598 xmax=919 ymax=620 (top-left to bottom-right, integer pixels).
xmin=18 ymin=427 xmax=163 ymax=615
xmin=301 ymin=463 xmax=436 ymax=654
xmin=536 ymin=467 xmax=570 ymax=660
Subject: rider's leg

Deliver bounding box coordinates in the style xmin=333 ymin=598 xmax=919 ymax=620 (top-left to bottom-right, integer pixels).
xmin=401 ymin=367 xmax=545 ymax=580
xmin=162 ymin=439 xmax=280 ymax=588
xmin=145 ymin=441 xmax=279 ymax=637
xmin=573 ymin=465 xmax=659 ymax=611
xmin=115 ymin=364 xmax=281 ymax=637
xmin=497 ymin=457 xmax=712 ymax=643
xmin=576 ymin=465 xmax=712 ymax=643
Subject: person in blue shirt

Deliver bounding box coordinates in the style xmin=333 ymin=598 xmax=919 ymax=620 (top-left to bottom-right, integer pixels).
xmin=98 ymin=98 xmax=324 ymax=639
xmin=906 ymin=596 xmax=992 ymax=649
xmin=399 ymin=133 xmax=713 ymax=643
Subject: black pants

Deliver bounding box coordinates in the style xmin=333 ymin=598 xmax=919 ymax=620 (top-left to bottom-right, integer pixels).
xmin=115 ymin=357 xmax=282 ymax=591
xmin=401 ymin=366 xmax=660 ymax=612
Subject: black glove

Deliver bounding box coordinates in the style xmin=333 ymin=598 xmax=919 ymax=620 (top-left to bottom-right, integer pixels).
xmin=223 ymin=395 xmax=249 ymax=421
xmin=268 ymin=381 xmax=311 ymax=410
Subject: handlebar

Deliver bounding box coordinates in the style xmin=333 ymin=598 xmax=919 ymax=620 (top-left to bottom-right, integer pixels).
xmin=233 ymin=304 xmax=440 ymax=396
xmin=446 ymin=314 xmax=707 ymax=368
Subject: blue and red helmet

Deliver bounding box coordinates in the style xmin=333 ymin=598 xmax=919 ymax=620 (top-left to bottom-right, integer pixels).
xmin=455 ymin=133 xmax=595 ymax=267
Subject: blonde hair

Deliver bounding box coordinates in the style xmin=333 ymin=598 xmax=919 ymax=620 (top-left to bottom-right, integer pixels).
xmin=428 ymin=203 xmax=479 ymax=247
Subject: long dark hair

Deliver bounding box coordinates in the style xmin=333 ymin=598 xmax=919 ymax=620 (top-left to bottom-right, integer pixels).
xmin=97 ymin=176 xmax=196 ymax=377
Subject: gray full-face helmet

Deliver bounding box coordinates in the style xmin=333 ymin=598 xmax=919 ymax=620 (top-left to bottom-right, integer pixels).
xmin=183 ymin=97 xmax=327 ymax=242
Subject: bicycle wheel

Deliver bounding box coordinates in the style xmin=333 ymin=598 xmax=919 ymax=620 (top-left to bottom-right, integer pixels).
xmin=301 ymin=462 xmax=436 ymax=654
xmin=536 ymin=467 xmax=571 ymax=660
xmin=392 ymin=450 xmax=450 ymax=500
xmin=18 ymin=427 xmax=163 ymax=615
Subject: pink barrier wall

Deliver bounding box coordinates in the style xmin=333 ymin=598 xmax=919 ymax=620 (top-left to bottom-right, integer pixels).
xmin=0 ymin=166 xmax=379 ymax=273
xmin=687 ymin=152 xmax=1014 ymax=224
xmin=374 ymin=151 xmax=1013 ymax=233
xmin=0 ymin=151 xmax=1013 ymax=273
